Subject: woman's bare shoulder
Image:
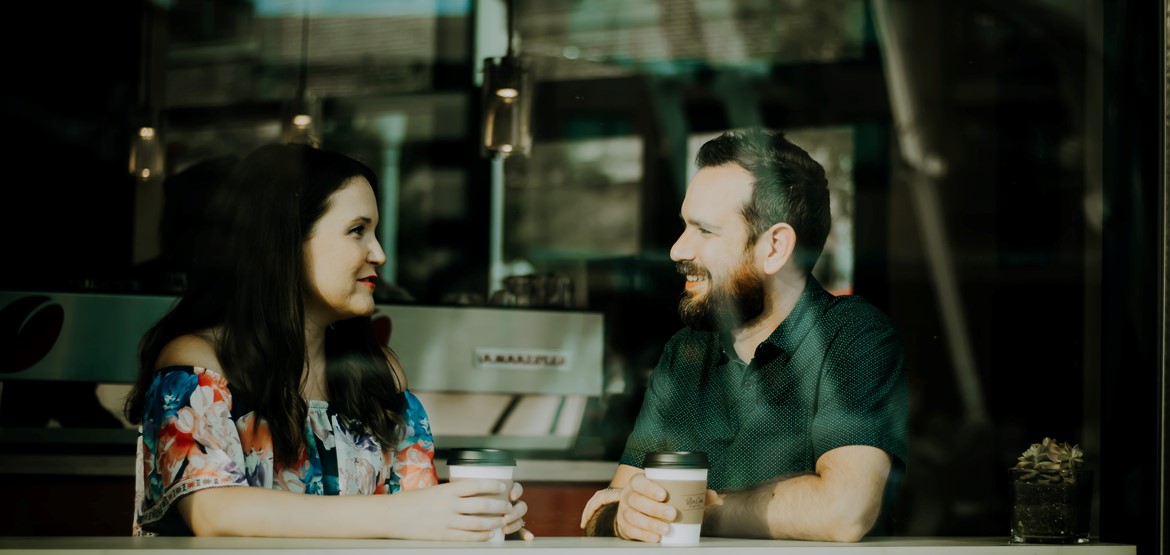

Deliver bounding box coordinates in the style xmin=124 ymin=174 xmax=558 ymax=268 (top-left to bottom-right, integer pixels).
xmin=156 ymin=329 xmax=222 ymax=371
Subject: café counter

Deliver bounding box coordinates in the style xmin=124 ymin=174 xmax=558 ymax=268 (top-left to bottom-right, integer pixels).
xmin=0 ymin=537 xmax=1137 ymax=554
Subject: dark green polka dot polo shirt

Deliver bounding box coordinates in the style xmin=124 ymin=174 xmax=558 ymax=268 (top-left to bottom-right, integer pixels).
xmin=620 ymin=276 xmax=909 ymax=492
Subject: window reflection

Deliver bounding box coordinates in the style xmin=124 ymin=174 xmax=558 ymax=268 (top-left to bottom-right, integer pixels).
xmin=500 ymin=136 xmax=644 ymax=308
xmin=0 ymin=0 xmax=1161 ymax=546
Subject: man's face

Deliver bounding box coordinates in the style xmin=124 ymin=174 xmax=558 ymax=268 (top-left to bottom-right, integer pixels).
xmin=670 ymin=164 xmax=767 ymax=331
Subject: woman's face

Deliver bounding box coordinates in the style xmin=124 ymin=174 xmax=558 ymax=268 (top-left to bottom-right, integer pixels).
xmin=302 ymin=177 xmax=386 ymax=326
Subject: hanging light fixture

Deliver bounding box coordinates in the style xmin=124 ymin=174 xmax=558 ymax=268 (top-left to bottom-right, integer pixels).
xmin=282 ymin=0 xmax=320 ymax=146
xmin=129 ymin=3 xmax=164 ymax=182
xmin=129 ymin=123 xmax=163 ymax=182
xmin=483 ymin=0 xmax=534 ymax=297
xmin=481 ymin=0 xmax=532 ymax=158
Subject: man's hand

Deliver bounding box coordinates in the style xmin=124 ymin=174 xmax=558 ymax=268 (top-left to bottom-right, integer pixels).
xmin=581 ymin=464 xmax=697 ymax=542
xmin=612 ymin=473 xmax=678 ymax=542
xmin=579 ymin=487 xmax=621 ymax=530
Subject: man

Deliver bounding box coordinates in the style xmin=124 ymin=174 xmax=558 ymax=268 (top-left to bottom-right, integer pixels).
xmin=580 ymin=128 xmax=908 ymax=542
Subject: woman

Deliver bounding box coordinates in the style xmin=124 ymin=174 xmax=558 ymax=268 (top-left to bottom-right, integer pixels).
xmin=125 ymin=143 xmax=530 ymax=540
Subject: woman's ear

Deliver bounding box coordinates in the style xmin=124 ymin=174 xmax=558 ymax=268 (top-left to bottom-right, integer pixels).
xmin=761 ymin=222 xmax=796 ymax=275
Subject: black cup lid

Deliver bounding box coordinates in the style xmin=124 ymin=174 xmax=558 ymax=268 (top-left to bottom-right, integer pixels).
xmin=446 ymin=448 xmax=516 ymax=467
xmin=644 ymin=451 xmax=709 ymax=469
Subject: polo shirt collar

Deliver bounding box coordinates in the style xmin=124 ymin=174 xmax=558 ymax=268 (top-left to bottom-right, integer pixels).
xmin=762 ymin=275 xmax=828 ymax=356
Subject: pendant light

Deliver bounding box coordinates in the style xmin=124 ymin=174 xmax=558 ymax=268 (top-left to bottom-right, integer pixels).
xmin=129 ymin=3 xmax=164 ymax=182
xmin=481 ymin=0 xmax=532 ymax=158
xmin=282 ymin=0 xmax=319 ymax=146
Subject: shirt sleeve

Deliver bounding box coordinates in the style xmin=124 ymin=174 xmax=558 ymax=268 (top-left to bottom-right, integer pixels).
xmin=133 ymin=367 xmax=249 ymax=536
xmin=385 ymin=390 xmax=438 ymax=493
xmin=810 ymin=312 xmax=910 ymax=468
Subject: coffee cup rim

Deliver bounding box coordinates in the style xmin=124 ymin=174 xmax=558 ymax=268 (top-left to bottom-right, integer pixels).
xmin=446 ymin=448 xmax=517 ymax=467
xmin=643 ymin=451 xmax=709 ymax=469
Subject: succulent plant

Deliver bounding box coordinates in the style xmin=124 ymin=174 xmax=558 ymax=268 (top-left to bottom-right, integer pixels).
xmin=1013 ymin=437 xmax=1084 ymax=484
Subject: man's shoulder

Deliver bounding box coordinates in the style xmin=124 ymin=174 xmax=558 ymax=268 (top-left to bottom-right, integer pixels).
xmin=821 ymin=293 xmax=896 ymax=330
xmin=811 ymin=294 xmax=905 ymax=364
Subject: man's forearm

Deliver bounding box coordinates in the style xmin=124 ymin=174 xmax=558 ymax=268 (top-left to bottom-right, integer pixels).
xmin=702 ymin=481 xmax=778 ymax=538
xmin=703 ymin=468 xmax=880 ymax=542
xmin=702 ymin=473 xmax=823 ymax=538
xmin=584 ymin=502 xmax=619 ymax=537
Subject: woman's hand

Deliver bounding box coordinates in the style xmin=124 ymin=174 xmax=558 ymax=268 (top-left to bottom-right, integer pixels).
xmin=388 ymin=479 xmax=513 ymax=541
xmin=503 ymin=481 xmax=535 ymax=540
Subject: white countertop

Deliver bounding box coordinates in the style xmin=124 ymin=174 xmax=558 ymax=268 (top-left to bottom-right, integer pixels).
xmin=0 ymin=536 xmax=1136 ymax=554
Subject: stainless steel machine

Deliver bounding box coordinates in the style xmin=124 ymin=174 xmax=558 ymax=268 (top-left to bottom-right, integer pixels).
xmin=0 ymin=291 xmax=604 ymax=454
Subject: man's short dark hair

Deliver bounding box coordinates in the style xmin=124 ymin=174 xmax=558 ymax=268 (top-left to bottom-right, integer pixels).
xmin=695 ymin=127 xmax=831 ymax=273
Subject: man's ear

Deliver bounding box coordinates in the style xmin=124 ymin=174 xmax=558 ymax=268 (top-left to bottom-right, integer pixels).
xmin=761 ymin=222 xmax=796 ymax=275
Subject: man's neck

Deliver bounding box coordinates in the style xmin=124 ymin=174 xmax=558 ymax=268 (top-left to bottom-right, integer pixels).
xmin=730 ymin=273 xmax=807 ymax=364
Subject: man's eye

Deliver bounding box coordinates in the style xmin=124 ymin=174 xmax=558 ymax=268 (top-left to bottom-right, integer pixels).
xmin=698 ymin=228 xmax=712 ymax=235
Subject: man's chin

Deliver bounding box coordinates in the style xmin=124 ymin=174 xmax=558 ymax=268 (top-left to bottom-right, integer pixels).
xmin=679 ymin=300 xmax=719 ymax=332
xmin=680 ymin=317 xmax=715 ymax=332
xmin=680 ymin=302 xmax=759 ymax=333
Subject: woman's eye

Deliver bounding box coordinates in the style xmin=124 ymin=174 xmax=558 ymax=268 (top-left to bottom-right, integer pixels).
xmin=349 ymin=226 xmax=365 ymax=236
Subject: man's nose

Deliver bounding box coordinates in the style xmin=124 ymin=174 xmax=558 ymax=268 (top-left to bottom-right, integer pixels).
xmin=669 ymin=230 xmax=693 ymax=262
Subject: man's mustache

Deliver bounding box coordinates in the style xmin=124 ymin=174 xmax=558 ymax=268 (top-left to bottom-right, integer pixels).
xmin=675 ymin=261 xmax=709 ymax=278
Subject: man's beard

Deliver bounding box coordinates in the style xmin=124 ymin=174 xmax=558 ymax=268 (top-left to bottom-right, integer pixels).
xmin=677 ymin=256 xmax=767 ymax=332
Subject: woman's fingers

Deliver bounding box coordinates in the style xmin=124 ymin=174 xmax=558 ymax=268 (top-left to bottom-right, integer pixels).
xmin=503 ymin=515 xmax=535 ymax=541
xmin=454 ymin=495 xmax=511 ymax=516
xmin=506 ymin=500 xmax=529 ymax=521
xmin=504 ymin=524 xmax=535 ymax=541
xmin=436 ymin=478 xmax=527 ymax=542
xmin=441 ymin=528 xmax=498 ymax=542
xmin=448 ymin=478 xmax=508 ymax=497
xmin=449 ymin=513 xmax=507 ymax=533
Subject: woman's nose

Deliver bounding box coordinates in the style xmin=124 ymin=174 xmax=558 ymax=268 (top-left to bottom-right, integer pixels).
xmin=369 ymin=238 xmax=387 ymax=267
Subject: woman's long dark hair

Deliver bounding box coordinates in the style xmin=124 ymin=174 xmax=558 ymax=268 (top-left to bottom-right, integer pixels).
xmin=125 ymin=143 xmax=405 ymax=466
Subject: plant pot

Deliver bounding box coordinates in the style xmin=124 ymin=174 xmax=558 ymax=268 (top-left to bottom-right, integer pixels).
xmin=1009 ymin=468 xmax=1093 ymax=544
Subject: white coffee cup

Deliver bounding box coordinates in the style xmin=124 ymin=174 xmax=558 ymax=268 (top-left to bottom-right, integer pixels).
xmin=446 ymin=448 xmax=517 ymax=543
xmin=643 ymin=451 xmax=709 ymax=545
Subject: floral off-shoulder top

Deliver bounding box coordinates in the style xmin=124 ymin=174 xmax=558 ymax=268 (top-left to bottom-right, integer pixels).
xmin=132 ymin=366 xmax=438 ymax=536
